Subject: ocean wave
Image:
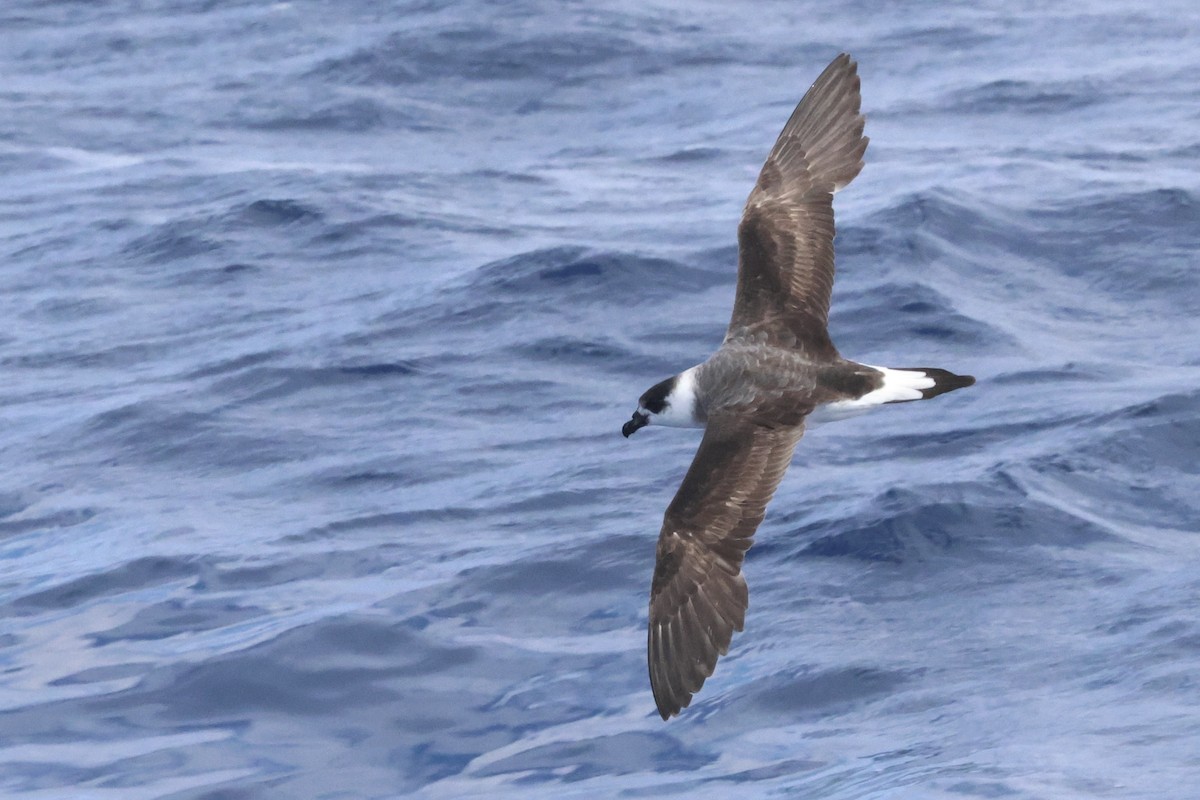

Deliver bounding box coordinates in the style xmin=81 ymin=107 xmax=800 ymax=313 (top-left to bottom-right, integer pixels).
xmin=947 ymin=78 xmax=1103 ymax=114
xmin=312 ymin=28 xmax=649 ymax=86
xmin=74 ymin=402 xmax=292 ymax=470
xmin=209 ymin=362 xmax=421 ymax=406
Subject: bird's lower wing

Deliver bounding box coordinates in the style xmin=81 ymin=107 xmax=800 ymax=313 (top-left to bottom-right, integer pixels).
xmin=648 ymin=417 xmax=805 ymax=719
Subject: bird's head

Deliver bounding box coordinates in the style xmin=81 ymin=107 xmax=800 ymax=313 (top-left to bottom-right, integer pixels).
xmin=622 ymin=370 xmax=701 ymax=437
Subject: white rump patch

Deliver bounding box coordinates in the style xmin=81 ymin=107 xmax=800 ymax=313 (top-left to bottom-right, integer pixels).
xmin=808 ymin=365 xmax=935 ymax=425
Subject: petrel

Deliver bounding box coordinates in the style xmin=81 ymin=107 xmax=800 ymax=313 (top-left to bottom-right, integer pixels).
xmin=622 ymin=54 xmax=975 ymax=719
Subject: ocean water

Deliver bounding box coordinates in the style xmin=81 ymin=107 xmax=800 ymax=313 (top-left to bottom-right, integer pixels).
xmin=2 ymin=1 xmax=1199 ymax=797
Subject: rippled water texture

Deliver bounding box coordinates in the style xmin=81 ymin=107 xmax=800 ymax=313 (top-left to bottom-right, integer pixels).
xmin=2 ymin=1 xmax=1199 ymax=797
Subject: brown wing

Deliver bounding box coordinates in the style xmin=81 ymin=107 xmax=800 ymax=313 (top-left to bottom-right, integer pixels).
xmin=729 ymin=53 xmax=868 ymax=358
xmin=648 ymin=417 xmax=804 ymax=719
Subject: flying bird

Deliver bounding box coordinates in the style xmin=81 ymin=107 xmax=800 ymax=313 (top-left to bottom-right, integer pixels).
xmin=622 ymin=53 xmax=975 ymax=720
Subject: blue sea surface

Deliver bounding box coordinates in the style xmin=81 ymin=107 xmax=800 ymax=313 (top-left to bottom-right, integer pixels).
xmin=2 ymin=1 xmax=1199 ymax=797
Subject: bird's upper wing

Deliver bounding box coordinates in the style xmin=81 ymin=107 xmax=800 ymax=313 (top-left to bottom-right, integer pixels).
xmin=729 ymin=53 xmax=868 ymax=358
xmin=648 ymin=416 xmax=804 ymax=719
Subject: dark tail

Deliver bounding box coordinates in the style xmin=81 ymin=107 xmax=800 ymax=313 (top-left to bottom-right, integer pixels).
xmin=890 ymin=367 xmax=975 ymax=401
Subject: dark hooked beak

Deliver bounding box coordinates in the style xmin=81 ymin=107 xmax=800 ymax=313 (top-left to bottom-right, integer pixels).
xmin=622 ymin=412 xmax=649 ymax=438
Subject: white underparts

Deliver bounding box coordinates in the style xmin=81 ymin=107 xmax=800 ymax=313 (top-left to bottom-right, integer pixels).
xmin=808 ymin=365 xmax=935 ymax=425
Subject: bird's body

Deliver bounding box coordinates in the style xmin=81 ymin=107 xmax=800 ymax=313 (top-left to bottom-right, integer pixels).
xmin=622 ymin=54 xmax=975 ymax=719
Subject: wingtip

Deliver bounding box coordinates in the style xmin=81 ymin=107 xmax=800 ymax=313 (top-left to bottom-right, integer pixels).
xmin=652 ymin=686 xmax=679 ymax=720
xmin=754 ymin=51 xmax=868 ymax=199
xmin=833 ymin=52 xmax=857 ymax=76
xmin=654 ymin=693 xmax=689 ymax=721
xmin=651 ymin=671 xmax=689 ymax=720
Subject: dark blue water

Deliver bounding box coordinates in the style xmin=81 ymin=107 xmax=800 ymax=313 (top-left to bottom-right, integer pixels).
xmin=3 ymin=1 xmax=1199 ymax=797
